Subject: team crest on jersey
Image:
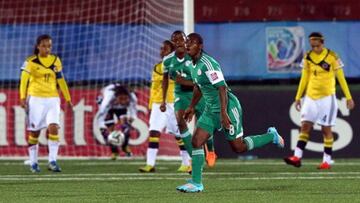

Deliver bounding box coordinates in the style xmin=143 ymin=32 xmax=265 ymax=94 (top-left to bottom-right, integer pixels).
xmin=197 ymin=69 xmax=202 ymax=75
xmin=210 ymin=72 xmax=218 ymax=80
xmin=185 ymin=60 xmax=191 ymax=67
xmin=319 ymin=61 xmax=330 ymax=71
xmin=321 ymin=63 xmax=330 ymax=70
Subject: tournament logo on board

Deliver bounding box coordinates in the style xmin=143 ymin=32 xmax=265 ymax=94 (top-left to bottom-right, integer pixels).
xmin=266 ymin=26 xmax=305 ymax=72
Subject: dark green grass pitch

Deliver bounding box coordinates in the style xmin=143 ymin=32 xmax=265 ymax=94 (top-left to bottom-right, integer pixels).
xmin=0 ymin=159 xmax=359 ymax=202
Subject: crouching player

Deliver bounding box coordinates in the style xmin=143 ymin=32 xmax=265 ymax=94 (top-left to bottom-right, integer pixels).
xmin=97 ymin=84 xmax=137 ymax=159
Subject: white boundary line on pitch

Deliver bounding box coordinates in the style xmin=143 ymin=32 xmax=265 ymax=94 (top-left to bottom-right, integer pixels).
xmin=2 ymin=171 xmax=360 ymax=178
xmin=1 ymin=176 xmax=360 ymax=181
xmin=0 ymin=156 xmax=181 ymax=161
xmin=67 ymin=162 xmax=360 ymax=166
xmin=2 ymin=161 xmax=360 ymax=166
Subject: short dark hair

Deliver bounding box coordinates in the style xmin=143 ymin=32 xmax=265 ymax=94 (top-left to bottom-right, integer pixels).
xmin=163 ymin=40 xmax=175 ymax=52
xmin=114 ymin=85 xmax=130 ymax=97
xmin=171 ymin=30 xmax=186 ymax=39
xmin=187 ymin=33 xmax=203 ymax=45
xmin=34 ymin=34 xmax=52 ymax=54
xmin=308 ymin=32 xmax=324 ymax=43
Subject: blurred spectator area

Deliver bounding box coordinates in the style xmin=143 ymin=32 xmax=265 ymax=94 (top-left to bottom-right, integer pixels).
xmin=195 ymin=0 xmax=360 ymax=22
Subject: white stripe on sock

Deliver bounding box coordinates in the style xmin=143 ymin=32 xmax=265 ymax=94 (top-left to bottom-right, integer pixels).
xmin=192 ymin=149 xmax=204 ymax=156
xmin=244 ymin=137 xmax=254 ymax=150
xmin=180 ymin=131 xmax=191 ymax=138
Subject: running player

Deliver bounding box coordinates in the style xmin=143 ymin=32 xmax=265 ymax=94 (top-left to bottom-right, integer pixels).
xmin=284 ymin=32 xmax=355 ymax=169
xmin=19 ymin=34 xmax=72 ymax=173
xmin=176 ymin=33 xmax=284 ymax=193
xmin=139 ymin=40 xmax=191 ymax=173
xmin=161 ymin=31 xmax=217 ymax=167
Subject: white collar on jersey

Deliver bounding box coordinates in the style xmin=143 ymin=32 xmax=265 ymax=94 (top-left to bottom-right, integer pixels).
xmin=176 ymin=57 xmax=185 ymax=62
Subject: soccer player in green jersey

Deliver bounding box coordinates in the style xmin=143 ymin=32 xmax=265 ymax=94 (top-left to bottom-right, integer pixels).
xmin=176 ymin=33 xmax=285 ymax=193
xmin=161 ymin=31 xmax=217 ymax=167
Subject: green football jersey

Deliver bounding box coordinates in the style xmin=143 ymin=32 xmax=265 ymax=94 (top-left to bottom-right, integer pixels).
xmin=163 ymin=52 xmax=193 ymax=93
xmin=190 ymin=52 xmax=227 ymax=112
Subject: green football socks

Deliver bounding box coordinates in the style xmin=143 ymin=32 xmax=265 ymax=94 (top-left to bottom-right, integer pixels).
xmin=243 ymin=132 xmax=274 ymax=151
xmin=192 ymin=148 xmax=205 ymax=184
xmin=180 ymin=130 xmax=193 ymax=156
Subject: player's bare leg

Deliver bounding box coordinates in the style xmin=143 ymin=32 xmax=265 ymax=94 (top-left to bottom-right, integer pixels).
xmin=228 ymin=138 xmax=248 ymax=153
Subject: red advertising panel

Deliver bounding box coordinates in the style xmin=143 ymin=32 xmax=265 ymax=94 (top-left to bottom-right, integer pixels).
xmin=0 ymin=88 xmax=180 ymax=157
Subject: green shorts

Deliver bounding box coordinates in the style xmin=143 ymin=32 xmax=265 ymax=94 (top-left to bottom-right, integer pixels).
xmin=174 ymin=91 xmax=205 ymax=119
xmin=196 ymin=93 xmax=243 ymax=141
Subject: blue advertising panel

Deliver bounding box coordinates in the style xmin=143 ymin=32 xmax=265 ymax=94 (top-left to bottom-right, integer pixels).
xmin=0 ymin=22 xmax=359 ymax=81
xmin=197 ymin=21 xmax=360 ymax=80
xmin=266 ymin=26 xmax=305 ymax=73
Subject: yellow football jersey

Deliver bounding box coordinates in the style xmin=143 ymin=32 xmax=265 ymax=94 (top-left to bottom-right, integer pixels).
xmin=149 ymin=62 xmax=175 ymax=109
xmin=302 ymin=48 xmax=343 ymax=99
xmin=21 ymin=54 xmax=63 ymax=98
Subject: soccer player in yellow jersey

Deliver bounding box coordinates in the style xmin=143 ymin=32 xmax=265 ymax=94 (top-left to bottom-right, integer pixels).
xmin=284 ymin=32 xmax=355 ymax=169
xmin=19 ymin=34 xmax=72 ymax=173
xmin=139 ymin=40 xmax=191 ymax=173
